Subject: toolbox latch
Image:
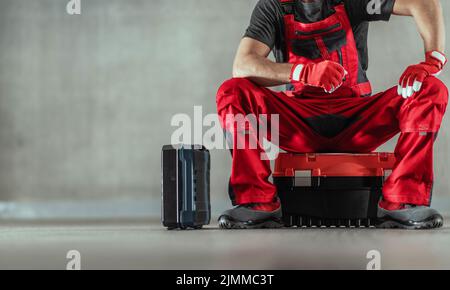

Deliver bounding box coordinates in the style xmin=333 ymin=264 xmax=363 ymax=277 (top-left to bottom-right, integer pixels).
xmin=294 ymin=170 xmax=312 ymax=187
xmin=379 ymin=153 xmax=389 ymax=162
xmin=306 ymin=153 xmax=316 ymax=162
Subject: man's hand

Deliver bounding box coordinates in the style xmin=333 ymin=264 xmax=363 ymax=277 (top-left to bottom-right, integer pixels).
xmin=398 ymin=51 xmax=447 ymax=98
xmin=290 ymin=60 xmax=348 ymax=93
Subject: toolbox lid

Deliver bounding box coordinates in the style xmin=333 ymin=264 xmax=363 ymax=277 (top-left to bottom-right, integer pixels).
xmin=273 ymin=153 xmax=396 ymax=178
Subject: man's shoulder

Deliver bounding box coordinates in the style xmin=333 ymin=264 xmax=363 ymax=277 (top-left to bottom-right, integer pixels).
xmin=253 ymin=0 xmax=284 ymax=19
xmin=255 ymin=0 xmax=282 ymax=8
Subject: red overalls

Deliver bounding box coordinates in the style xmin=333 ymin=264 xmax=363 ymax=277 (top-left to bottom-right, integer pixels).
xmin=216 ymin=1 xmax=448 ymax=206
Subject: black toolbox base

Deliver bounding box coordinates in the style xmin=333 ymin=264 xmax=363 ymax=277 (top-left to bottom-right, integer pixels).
xmin=282 ymin=215 xmax=379 ymax=228
xmin=275 ymin=177 xmax=384 ymax=228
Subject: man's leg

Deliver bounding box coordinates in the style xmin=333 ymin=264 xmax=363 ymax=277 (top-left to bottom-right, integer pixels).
xmin=332 ymin=77 xmax=448 ymax=228
xmin=333 ymin=77 xmax=448 ymax=205
xmin=216 ymin=78 xmax=328 ymax=206
xmin=384 ymin=77 xmax=448 ymax=206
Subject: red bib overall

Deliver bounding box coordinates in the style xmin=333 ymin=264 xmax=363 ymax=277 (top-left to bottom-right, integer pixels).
xmin=282 ymin=1 xmax=372 ymax=97
xmin=216 ymin=0 xmax=448 ymax=207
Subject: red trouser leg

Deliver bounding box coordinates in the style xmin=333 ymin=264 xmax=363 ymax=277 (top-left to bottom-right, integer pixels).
xmin=216 ymin=78 xmax=330 ymax=205
xmin=216 ymin=77 xmax=448 ymax=206
xmin=382 ymin=77 xmax=448 ymax=205
xmin=383 ymin=132 xmax=436 ymax=205
xmin=332 ymin=77 xmax=448 ymax=206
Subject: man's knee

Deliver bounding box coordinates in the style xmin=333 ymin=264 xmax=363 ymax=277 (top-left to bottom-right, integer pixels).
xmin=400 ymin=77 xmax=448 ymax=133
xmin=420 ymin=76 xmax=449 ymax=106
xmin=217 ymin=78 xmax=255 ymax=99
xmin=216 ymin=78 xmax=261 ymax=111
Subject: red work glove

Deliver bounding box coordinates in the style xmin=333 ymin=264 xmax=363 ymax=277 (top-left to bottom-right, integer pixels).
xmin=290 ymin=60 xmax=347 ymax=93
xmin=398 ymin=51 xmax=447 ymax=99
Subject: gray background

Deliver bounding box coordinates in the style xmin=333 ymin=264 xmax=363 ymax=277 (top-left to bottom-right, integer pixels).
xmin=0 ymin=0 xmax=449 ymax=218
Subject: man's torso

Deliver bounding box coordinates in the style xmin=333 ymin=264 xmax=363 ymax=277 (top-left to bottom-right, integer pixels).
xmin=244 ymin=0 xmax=396 ymax=75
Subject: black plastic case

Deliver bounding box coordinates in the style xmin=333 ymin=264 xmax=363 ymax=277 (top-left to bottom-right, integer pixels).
xmin=161 ymin=144 xmax=211 ymax=230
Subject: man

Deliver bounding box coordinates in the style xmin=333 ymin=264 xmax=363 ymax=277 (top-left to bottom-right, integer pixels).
xmin=216 ymin=0 xmax=448 ymax=229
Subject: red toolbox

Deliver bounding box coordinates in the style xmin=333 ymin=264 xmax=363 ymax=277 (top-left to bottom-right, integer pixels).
xmin=273 ymin=153 xmax=396 ymax=228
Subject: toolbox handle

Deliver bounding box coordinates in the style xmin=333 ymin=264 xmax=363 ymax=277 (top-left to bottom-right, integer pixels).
xmin=180 ymin=149 xmax=195 ymax=216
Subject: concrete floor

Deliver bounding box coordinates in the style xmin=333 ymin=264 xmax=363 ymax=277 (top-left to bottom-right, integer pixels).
xmin=1 ymin=218 xmax=450 ymax=270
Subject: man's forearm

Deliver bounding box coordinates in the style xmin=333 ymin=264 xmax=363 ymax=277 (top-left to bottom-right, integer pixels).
xmin=394 ymin=0 xmax=445 ymax=52
xmin=233 ymin=53 xmax=293 ymax=87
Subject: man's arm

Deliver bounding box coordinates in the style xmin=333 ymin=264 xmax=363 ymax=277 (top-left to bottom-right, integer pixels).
xmin=232 ymin=37 xmax=293 ymax=87
xmin=393 ymin=0 xmax=445 ymax=53
xmin=393 ymin=0 xmax=447 ymax=98
xmin=232 ymin=37 xmax=346 ymax=93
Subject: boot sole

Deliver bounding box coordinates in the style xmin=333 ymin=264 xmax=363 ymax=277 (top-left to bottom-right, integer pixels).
xmin=218 ymin=215 xmax=284 ymax=230
xmin=376 ymin=214 xmax=444 ymax=230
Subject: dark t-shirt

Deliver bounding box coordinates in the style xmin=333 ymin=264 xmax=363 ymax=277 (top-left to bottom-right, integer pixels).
xmin=244 ymin=0 xmax=396 ymax=71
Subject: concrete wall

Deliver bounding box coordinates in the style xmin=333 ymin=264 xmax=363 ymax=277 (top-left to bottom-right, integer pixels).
xmin=0 ymin=0 xmax=449 ymax=214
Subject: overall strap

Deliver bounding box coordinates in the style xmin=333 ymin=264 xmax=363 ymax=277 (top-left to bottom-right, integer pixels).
xmin=279 ymin=0 xmax=295 ymax=15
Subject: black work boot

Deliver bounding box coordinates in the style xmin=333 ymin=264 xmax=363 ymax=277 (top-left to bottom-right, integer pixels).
xmin=377 ymin=204 xmax=444 ymax=230
xmin=218 ymin=201 xmax=283 ymax=229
